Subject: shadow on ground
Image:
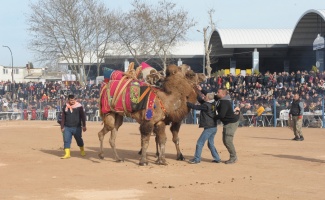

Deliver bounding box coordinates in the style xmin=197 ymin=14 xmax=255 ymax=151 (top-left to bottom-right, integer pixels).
xmin=264 ymin=153 xmax=325 ymax=163
xmin=39 ymin=146 xmax=197 ymax=165
xmin=251 ymin=136 xmax=291 ymax=141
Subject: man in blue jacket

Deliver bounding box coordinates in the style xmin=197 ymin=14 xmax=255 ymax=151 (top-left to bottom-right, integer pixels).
xmin=186 ymin=93 xmax=221 ymax=164
xmin=198 ymin=85 xmax=240 ymax=164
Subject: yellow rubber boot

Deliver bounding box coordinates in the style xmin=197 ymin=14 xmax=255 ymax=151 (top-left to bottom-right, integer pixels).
xmin=80 ymin=147 xmax=86 ymax=156
xmin=61 ymin=148 xmax=71 ymax=159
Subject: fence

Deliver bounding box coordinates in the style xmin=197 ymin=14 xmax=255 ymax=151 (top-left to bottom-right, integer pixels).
xmin=1 ymin=98 xmax=324 ymax=128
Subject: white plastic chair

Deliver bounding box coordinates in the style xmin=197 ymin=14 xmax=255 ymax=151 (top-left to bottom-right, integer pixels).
xmin=48 ymin=110 xmax=57 ymax=120
xmin=276 ymin=110 xmax=289 ymax=127
xmin=92 ymin=110 xmax=101 ymax=121
xmin=282 ymin=109 xmax=290 ymax=126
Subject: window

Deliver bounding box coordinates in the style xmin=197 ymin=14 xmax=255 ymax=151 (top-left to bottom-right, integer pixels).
xmin=13 ymin=69 xmax=19 ymax=74
xmin=3 ymin=69 xmax=8 ymax=74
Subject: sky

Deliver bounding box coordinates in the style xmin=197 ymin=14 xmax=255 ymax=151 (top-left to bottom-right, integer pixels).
xmin=0 ymin=0 xmax=324 ymax=67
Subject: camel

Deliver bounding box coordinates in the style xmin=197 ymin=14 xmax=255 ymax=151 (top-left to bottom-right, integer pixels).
xmin=98 ymin=64 xmax=205 ymax=165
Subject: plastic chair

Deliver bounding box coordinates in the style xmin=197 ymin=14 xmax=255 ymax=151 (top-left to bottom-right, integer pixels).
xmin=276 ymin=109 xmax=290 ymax=127
xmin=48 ymin=110 xmax=57 ymax=120
xmin=276 ymin=110 xmax=286 ymax=127
xmin=92 ymin=110 xmax=101 ymax=121
xmin=282 ymin=110 xmax=290 ymax=126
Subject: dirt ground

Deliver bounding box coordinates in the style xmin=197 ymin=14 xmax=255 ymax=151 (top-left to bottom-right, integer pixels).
xmin=0 ymin=121 xmax=324 ymax=200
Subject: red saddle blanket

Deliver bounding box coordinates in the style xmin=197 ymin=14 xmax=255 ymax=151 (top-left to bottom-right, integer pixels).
xmin=100 ymin=79 xmax=157 ymax=120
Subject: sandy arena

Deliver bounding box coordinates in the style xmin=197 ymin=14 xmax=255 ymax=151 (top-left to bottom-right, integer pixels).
xmin=0 ymin=121 xmax=324 ymax=200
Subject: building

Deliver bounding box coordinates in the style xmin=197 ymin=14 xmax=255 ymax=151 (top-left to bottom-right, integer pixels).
xmin=57 ymin=9 xmax=325 ymax=77
xmin=209 ymin=9 xmax=325 ymax=74
xmin=0 ymin=65 xmax=63 ymax=83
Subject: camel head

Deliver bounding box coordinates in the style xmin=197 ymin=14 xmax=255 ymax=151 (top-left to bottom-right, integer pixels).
xmin=197 ymin=73 xmax=206 ymax=83
xmin=179 ymin=64 xmax=191 ymax=76
xmin=185 ymin=70 xmax=206 ymax=85
xmin=165 ymin=64 xmax=180 ymax=77
xmin=165 ymin=64 xmax=206 ymax=87
xmin=163 ymin=64 xmax=206 ymax=104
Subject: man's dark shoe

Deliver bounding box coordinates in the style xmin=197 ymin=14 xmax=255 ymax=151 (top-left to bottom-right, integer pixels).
xmin=297 ymin=136 xmax=304 ymax=141
xmin=188 ymin=159 xmax=200 ymax=164
xmin=225 ymin=158 xmax=237 ymax=164
xmin=212 ymin=160 xmax=221 ymax=163
xmin=292 ymin=137 xmax=300 ymax=141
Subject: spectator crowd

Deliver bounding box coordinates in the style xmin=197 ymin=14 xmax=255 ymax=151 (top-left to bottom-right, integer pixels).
xmin=200 ymin=70 xmax=325 ymax=126
xmin=0 ymin=80 xmax=101 ymax=120
xmin=0 ymin=69 xmax=324 ymax=123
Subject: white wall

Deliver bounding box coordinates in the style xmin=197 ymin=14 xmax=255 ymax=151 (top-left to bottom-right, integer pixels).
xmin=0 ymin=65 xmax=41 ymax=83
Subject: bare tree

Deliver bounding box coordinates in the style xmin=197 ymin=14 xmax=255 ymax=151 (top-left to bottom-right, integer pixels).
xmin=116 ymin=0 xmax=196 ymax=71
xmin=114 ymin=5 xmax=155 ymax=66
xmin=28 ymin=0 xmax=115 ymax=85
xmin=86 ymin=4 xmax=119 ymax=77
xmin=201 ymin=9 xmax=218 ymax=77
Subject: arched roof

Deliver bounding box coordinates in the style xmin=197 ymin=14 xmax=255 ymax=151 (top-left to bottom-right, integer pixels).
xmin=210 ymin=9 xmax=325 ymax=50
xmin=213 ymin=29 xmax=292 ymax=48
xmin=289 ymin=9 xmax=325 ymax=46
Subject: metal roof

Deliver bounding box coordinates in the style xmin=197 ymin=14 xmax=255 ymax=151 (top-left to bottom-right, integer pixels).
xmin=168 ymin=41 xmax=203 ymax=56
xmin=59 ymin=41 xmax=204 ymax=64
xmin=215 ymin=29 xmax=293 ymax=48
xmin=289 ymin=9 xmax=325 ymax=46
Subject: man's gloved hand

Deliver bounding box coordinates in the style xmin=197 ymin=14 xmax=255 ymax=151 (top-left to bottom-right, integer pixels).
xmin=298 ymin=115 xmax=303 ymax=119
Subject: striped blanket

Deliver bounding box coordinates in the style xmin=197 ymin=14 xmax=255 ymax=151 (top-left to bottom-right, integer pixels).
xmin=100 ymin=78 xmax=157 ymax=120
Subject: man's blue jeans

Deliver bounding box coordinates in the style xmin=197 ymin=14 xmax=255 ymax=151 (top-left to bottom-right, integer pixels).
xmin=193 ymin=127 xmax=220 ymax=162
xmin=63 ymin=126 xmax=84 ymax=149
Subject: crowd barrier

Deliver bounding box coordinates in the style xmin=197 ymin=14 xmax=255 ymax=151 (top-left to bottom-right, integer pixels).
xmin=1 ymin=101 xmax=324 ymax=128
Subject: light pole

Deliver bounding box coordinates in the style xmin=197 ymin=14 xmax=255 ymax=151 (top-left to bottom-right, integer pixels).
xmin=2 ymin=45 xmax=14 ymax=98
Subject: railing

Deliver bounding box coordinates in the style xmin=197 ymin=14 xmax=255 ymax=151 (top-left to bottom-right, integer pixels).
xmin=1 ymin=101 xmax=324 ymax=128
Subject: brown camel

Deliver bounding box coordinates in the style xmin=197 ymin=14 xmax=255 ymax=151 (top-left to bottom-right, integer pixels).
xmin=98 ymin=64 xmax=204 ymax=165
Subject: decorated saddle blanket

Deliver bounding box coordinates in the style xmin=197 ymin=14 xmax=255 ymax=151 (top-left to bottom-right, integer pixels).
xmin=100 ymin=79 xmax=157 ymax=120
xmin=103 ymin=62 xmax=155 ymax=82
xmin=103 ymin=68 xmax=124 ymax=82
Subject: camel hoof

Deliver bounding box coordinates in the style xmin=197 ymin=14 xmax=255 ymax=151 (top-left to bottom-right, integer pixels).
xmin=176 ymin=154 xmax=185 ymax=161
xmin=139 ymin=162 xmax=148 ymax=166
xmin=155 ymin=159 xmax=168 ymax=165
xmin=98 ymin=154 xmax=104 ymax=160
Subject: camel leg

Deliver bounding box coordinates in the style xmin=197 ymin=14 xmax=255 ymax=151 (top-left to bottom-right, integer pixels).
xmin=109 ymin=114 xmax=124 ymax=162
xmin=154 ymin=122 xmax=167 ymax=165
xmin=98 ymin=113 xmax=123 ymax=161
xmin=155 ymin=134 xmax=159 ymax=157
xmin=139 ymin=122 xmax=154 ymax=166
xmin=109 ymin=128 xmax=123 ymax=162
xmin=170 ymin=122 xmax=185 ymax=161
xmin=98 ymin=124 xmax=110 ymax=160
xmin=138 ymin=132 xmax=159 ymax=158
